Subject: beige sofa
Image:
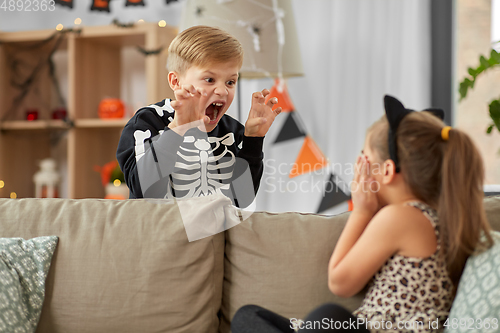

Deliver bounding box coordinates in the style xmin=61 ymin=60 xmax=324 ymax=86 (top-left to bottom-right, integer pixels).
xmin=1 ymin=196 xmax=499 ymax=333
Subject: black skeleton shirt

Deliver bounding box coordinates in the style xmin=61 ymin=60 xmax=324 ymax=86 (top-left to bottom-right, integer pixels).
xmin=116 ymin=99 xmax=264 ymax=207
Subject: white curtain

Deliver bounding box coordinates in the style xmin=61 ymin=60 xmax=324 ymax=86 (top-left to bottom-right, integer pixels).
xmin=231 ymin=0 xmax=432 ymax=214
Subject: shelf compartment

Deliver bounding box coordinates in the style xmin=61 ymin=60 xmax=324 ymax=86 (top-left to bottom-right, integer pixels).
xmin=70 ymin=23 xmax=175 ymax=121
xmin=0 ymin=130 xmax=63 ymax=198
xmin=0 ymin=120 xmax=71 ymax=131
xmin=69 ymin=127 xmax=124 ymax=199
xmin=0 ymin=32 xmax=69 ymax=122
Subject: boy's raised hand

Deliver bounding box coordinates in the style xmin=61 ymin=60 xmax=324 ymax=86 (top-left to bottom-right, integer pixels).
xmin=168 ymin=84 xmax=210 ymax=135
xmin=244 ymin=89 xmax=282 ymax=137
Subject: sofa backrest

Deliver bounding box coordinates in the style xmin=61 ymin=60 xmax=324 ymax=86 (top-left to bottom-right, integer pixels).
xmin=1 ymin=196 xmax=499 ymax=333
xmin=220 ymin=195 xmax=500 ymax=332
xmin=0 ymin=198 xmax=225 ymax=333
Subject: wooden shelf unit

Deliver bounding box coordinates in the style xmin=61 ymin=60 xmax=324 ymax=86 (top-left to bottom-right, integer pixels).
xmin=0 ymin=23 xmax=176 ymax=199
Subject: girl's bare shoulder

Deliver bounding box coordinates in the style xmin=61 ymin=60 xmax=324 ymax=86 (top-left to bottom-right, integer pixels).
xmin=372 ymin=202 xmax=437 ymax=257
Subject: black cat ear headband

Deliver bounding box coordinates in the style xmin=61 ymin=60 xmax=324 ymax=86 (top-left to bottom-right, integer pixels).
xmin=383 ymin=95 xmax=447 ymax=173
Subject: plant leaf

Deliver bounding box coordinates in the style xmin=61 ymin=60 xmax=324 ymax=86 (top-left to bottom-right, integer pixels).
xmin=489 ymin=50 xmax=500 ymax=65
xmin=480 ymin=55 xmax=490 ymax=69
xmin=476 ymin=64 xmax=485 ymax=76
xmin=468 ymin=67 xmax=477 ymax=77
xmin=487 ymin=124 xmax=494 ymax=134
xmin=489 ymin=99 xmax=500 ymax=132
xmin=459 ymin=80 xmax=470 ymax=100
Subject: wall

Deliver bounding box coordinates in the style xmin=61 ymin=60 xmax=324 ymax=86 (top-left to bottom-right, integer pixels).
xmin=456 ymin=0 xmax=500 ymax=184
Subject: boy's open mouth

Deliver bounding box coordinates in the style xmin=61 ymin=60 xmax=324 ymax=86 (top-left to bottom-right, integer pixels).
xmin=205 ymin=102 xmax=224 ymax=124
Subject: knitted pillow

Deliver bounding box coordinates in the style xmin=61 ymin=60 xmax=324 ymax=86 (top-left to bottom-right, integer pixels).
xmin=444 ymin=231 xmax=500 ymax=332
xmin=0 ymin=236 xmax=58 ymax=333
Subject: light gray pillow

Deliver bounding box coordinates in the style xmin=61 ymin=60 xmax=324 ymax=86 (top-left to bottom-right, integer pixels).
xmin=0 ymin=236 xmax=58 ymax=333
xmin=444 ymin=231 xmax=500 ymax=333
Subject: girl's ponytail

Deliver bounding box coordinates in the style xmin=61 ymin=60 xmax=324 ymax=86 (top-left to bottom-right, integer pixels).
xmin=439 ymin=129 xmax=493 ymax=286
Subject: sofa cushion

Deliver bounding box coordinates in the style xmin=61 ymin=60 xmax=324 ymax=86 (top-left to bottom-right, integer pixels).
xmin=0 ymin=236 xmax=58 ymax=333
xmin=484 ymin=195 xmax=500 ymax=232
xmin=220 ymin=210 xmax=364 ymax=333
xmin=444 ymin=231 xmax=500 ymax=333
xmin=0 ymin=198 xmax=225 ymax=333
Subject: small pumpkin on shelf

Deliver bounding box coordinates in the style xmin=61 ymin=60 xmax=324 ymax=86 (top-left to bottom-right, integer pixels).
xmin=98 ymin=98 xmax=125 ymax=119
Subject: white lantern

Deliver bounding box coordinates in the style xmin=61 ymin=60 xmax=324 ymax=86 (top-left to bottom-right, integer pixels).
xmin=33 ymin=158 xmax=60 ymax=198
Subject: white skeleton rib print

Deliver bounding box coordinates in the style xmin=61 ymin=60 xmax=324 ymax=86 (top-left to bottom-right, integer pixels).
xmin=168 ymin=132 xmax=236 ymax=199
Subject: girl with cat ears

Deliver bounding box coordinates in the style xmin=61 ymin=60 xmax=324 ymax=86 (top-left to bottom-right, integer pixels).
xmin=368 ymin=95 xmax=494 ymax=287
xmin=232 ymin=96 xmax=494 ymax=333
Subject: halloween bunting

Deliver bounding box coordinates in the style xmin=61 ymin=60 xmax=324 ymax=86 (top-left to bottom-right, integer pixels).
xmin=125 ymin=0 xmax=145 ymax=6
xmin=54 ymin=0 xmax=73 ymax=8
xmin=90 ymin=0 xmax=110 ymax=12
xmin=273 ymin=111 xmax=306 ymax=144
xmin=289 ymin=136 xmax=328 ymax=179
xmin=316 ymin=173 xmax=351 ymax=213
xmin=265 ymin=79 xmax=294 ymax=113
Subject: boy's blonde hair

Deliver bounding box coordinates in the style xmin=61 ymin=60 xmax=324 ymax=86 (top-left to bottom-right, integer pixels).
xmin=167 ymin=25 xmax=244 ymax=75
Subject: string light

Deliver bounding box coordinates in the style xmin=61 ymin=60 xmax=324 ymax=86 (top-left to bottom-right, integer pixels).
xmin=158 ymin=20 xmax=167 ymax=28
xmin=113 ymin=179 xmax=122 ymax=187
xmin=0 ymin=180 xmax=4 ymax=188
xmin=56 ymin=24 xmax=64 ymax=31
xmin=10 ymin=192 xmax=17 ymax=199
xmin=74 ymin=18 xmax=82 ymax=25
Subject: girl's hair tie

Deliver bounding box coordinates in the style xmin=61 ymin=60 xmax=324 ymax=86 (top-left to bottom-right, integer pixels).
xmin=441 ymin=126 xmax=452 ymax=141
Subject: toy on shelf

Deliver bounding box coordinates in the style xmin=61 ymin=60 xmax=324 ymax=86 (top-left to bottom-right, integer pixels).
xmin=52 ymin=107 xmax=68 ymax=120
xmin=33 ymin=158 xmax=60 ymax=198
xmin=94 ymin=160 xmax=129 ymax=199
xmin=98 ymin=98 xmax=125 ymax=119
xmin=26 ymin=109 xmax=39 ymax=121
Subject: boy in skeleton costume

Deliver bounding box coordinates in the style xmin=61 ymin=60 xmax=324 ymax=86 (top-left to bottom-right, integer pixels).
xmin=117 ymin=26 xmax=281 ymax=206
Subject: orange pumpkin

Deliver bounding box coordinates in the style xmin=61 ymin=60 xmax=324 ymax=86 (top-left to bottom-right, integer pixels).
xmin=98 ymin=98 xmax=125 ymax=119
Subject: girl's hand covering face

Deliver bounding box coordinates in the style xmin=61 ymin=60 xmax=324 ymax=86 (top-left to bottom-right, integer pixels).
xmin=351 ymin=155 xmax=380 ymax=218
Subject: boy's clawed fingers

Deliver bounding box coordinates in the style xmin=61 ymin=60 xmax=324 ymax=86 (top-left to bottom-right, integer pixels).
xmin=198 ymin=87 xmax=208 ymax=96
xmin=176 ymin=84 xmax=207 ymax=98
xmin=266 ymin=97 xmax=278 ymax=109
xmin=184 ymin=84 xmax=197 ymax=96
xmin=245 ymin=88 xmax=281 ymax=137
xmin=170 ymin=100 xmax=182 ymax=109
xmin=252 ymin=91 xmax=265 ymax=103
xmin=252 ymin=89 xmax=271 ymax=102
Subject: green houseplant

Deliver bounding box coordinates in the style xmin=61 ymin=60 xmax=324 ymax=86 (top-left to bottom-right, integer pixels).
xmin=459 ymin=47 xmax=500 ymax=134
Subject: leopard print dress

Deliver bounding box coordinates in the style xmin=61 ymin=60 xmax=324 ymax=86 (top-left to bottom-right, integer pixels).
xmin=353 ymin=202 xmax=454 ymax=333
